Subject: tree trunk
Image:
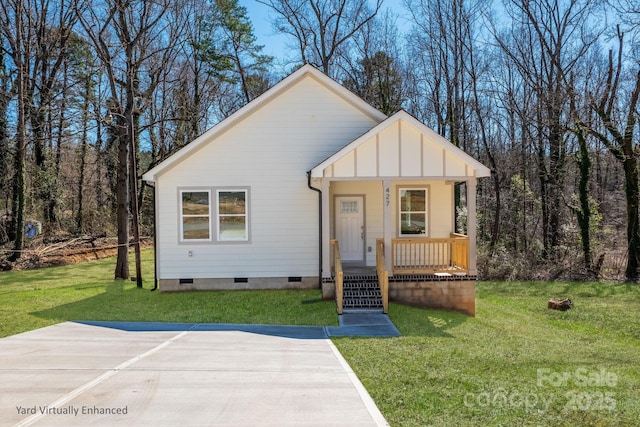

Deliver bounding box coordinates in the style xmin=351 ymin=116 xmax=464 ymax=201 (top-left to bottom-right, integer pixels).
xmin=623 ymin=156 xmax=640 ymax=281
xmin=114 ymin=125 xmax=130 ymax=279
xmin=76 ymin=80 xmax=90 ymax=233
xmin=575 ymin=127 xmax=593 ymax=275
xmin=9 ymin=0 xmax=27 ymax=261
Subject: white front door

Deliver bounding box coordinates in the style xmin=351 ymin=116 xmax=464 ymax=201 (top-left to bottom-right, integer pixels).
xmin=335 ymin=196 xmax=365 ymax=262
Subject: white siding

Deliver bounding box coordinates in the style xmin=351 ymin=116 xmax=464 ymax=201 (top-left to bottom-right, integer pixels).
xmin=154 ymin=75 xmax=380 ymax=280
xmin=355 ymin=137 xmax=378 ymax=177
xmin=444 ymin=150 xmax=467 ymax=177
xmin=378 ymin=124 xmax=400 ymax=176
xmin=400 ymin=124 xmax=422 ymax=177
xmin=423 ymin=146 xmax=444 ymax=176
xmin=333 ymin=150 xmax=356 ymax=177
xmin=320 ymin=117 xmax=482 ymax=179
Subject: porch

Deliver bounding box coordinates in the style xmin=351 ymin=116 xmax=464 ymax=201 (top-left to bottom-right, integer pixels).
xmin=309 ymin=111 xmax=489 ymax=317
xmin=328 ymin=237 xmax=475 ymax=316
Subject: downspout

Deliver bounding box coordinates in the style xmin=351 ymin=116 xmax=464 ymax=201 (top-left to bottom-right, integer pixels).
xmin=145 ymin=180 xmax=159 ymax=291
xmin=307 ymin=171 xmax=322 ymax=285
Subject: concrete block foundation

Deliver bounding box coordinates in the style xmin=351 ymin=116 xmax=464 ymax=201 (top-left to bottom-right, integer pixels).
xmin=159 ymin=277 xmax=319 ymax=292
xmin=389 ymin=277 xmax=476 ymax=316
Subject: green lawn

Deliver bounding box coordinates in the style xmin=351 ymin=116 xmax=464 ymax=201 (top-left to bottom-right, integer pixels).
xmin=1 ymin=254 xmax=639 ymax=426
xmin=0 ymin=249 xmax=337 ymax=337
xmin=334 ymin=281 xmax=640 ymax=426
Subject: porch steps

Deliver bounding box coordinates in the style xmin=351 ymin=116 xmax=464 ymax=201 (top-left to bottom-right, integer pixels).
xmin=342 ymin=277 xmax=383 ymax=310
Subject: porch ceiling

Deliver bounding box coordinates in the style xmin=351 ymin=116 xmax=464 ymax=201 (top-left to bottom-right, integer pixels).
xmin=310 ymin=110 xmax=491 ymax=180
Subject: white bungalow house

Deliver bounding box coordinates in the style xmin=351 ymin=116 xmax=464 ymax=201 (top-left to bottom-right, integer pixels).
xmin=142 ymin=65 xmax=490 ymax=316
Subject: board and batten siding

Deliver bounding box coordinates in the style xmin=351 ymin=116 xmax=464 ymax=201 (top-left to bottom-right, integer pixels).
xmin=320 ymin=116 xmax=482 ymax=179
xmin=154 ymin=75 xmax=382 ymax=280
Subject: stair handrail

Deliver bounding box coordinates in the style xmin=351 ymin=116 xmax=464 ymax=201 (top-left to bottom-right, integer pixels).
xmin=376 ymin=239 xmax=389 ymax=314
xmin=330 ymin=239 xmax=343 ymax=314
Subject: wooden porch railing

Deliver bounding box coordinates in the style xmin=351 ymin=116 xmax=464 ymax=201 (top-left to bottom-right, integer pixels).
xmin=330 ymin=239 xmax=343 ymax=314
xmin=391 ymin=234 xmax=469 ymax=275
xmin=375 ymin=239 xmax=389 ymax=314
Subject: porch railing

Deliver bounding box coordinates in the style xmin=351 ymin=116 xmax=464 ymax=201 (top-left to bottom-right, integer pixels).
xmin=375 ymin=239 xmax=389 ymax=314
xmin=330 ymin=239 xmax=344 ymax=314
xmin=391 ymin=234 xmax=469 ymax=275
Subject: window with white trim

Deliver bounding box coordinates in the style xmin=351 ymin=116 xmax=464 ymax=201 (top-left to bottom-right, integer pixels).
xmin=216 ymin=189 xmax=248 ymax=241
xmin=399 ymin=188 xmax=428 ymax=236
xmin=180 ymin=190 xmax=212 ymax=241
xmin=179 ymin=187 xmax=250 ymax=243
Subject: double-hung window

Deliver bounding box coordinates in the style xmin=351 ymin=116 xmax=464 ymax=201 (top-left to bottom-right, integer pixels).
xmin=180 ymin=187 xmax=249 ymax=242
xmin=180 ymin=190 xmax=212 ymax=241
xmin=216 ymin=189 xmax=248 ymax=241
xmin=399 ymin=188 xmax=428 ymax=236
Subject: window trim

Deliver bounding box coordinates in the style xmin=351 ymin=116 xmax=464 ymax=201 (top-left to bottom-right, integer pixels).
xmin=398 ymin=186 xmax=429 ymax=237
xmin=179 ymin=189 xmax=213 ymax=242
xmin=178 ymin=186 xmax=250 ymax=244
xmin=216 ymin=188 xmax=249 ymax=242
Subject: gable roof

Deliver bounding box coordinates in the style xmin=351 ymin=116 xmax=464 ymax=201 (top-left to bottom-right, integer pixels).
xmin=142 ymin=64 xmax=387 ymax=183
xmin=310 ymin=110 xmax=491 ymax=179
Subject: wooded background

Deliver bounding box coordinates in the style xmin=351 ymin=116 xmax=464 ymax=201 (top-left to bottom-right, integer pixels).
xmin=1 ymin=0 xmax=639 ymax=282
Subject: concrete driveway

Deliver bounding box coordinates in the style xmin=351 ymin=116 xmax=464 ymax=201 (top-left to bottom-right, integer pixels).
xmin=0 ymin=321 xmax=390 ymax=426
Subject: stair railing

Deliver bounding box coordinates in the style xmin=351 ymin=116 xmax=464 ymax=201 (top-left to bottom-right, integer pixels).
xmin=376 ymin=239 xmax=389 ymax=314
xmin=330 ymin=239 xmax=343 ymax=314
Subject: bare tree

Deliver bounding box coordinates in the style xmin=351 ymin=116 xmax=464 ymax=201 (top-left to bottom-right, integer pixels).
xmin=406 ymin=0 xmax=477 ymax=148
xmin=0 ymin=37 xmax=10 ymax=217
xmin=0 ymin=0 xmax=31 ymax=259
xmin=75 ymin=0 xmax=175 ymax=281
xmin=581 ymin=28 xmax=640 ymax=281
xmin=257 ymin=0 xmax=382 ymax=76
xmin=341 ymin=11 xmax=406 ymax=115
xmin=496 ymin=0 xmax=601 ymax=259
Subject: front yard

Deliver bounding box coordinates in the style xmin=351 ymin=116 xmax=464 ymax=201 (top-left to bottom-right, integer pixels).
xmin=335 ymin=281 xmax=640 ymax=426
xmin=1 ymin=252 xmax=638 ymax=426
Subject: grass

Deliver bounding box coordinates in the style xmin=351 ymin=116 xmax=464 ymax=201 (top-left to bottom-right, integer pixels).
xmin=333 ymin=281 xmax=640 ymax=426
xmin=2 ymin=255 xmax=639 ymax=425
xmin=0 ymin=249 xmax=337 ymax=338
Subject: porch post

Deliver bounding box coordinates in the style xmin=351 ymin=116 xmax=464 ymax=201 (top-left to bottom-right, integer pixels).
xmin=382 ymin=180 xmax=393 ymax=273
xmin=321 ymin=179 xmax=332 ymax=278
xmin=467 ymin=178 xmax=478 ymax=275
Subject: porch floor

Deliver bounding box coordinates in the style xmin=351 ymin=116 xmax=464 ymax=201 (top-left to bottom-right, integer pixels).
xmin=342 ymin=265 xmax=471 ymax=278
xmin=343 ymin=265 xmax=377 ymax=276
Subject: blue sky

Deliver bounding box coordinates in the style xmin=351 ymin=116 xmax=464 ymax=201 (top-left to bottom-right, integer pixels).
xmin=240 ymin=0 xmax=409 ymax=71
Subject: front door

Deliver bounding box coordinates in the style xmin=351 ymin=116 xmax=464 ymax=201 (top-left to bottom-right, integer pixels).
xmin=335 ymin=196 xmax=365 ymax=262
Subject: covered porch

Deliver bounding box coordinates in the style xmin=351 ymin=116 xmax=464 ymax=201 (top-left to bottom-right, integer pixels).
xmin=309 ymin=111 xmax=490 ymax=316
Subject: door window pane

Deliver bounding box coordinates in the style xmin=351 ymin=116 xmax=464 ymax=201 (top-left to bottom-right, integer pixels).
xmin=341 ymin=200 xmax=358 ymax=214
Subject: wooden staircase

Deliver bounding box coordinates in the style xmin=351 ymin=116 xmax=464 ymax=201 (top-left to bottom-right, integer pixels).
xmin=342 ymin=276 xmax=383 ymax=310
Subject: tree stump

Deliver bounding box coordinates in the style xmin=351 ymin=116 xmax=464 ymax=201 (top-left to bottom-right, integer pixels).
xmin=548 ymin=297 xmax=572 ymax=311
